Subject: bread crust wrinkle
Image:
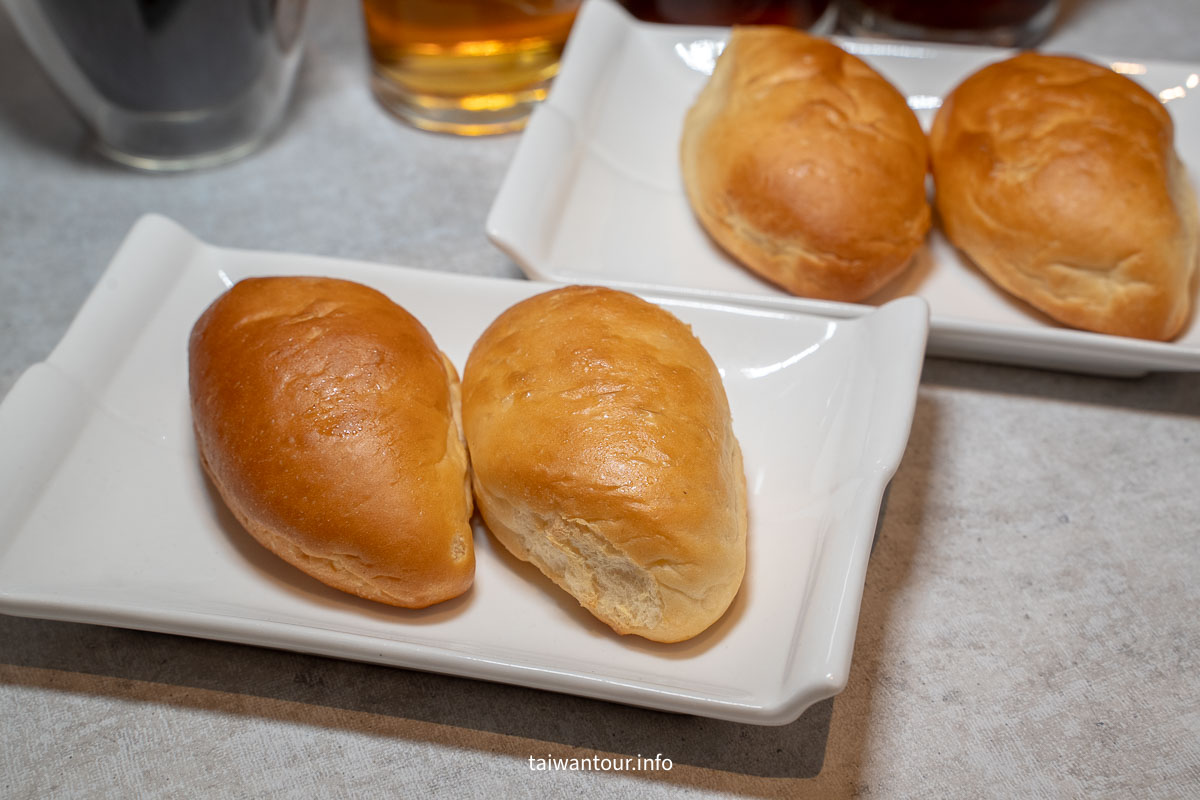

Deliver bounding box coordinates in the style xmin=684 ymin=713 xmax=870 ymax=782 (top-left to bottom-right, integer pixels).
xmin=188 ymin=276 xmax=474 ymax=608
xmin=461 ymin=286 xmax=747 ymax=643
xmin=930 ymin=52 xmax=1198 ymax=340
xmin=680 ymin=25 xmax=931 ymax=301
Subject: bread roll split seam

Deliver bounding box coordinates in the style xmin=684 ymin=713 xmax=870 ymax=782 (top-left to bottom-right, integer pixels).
xmin=462 ymin=285 xmax=747 ymax=643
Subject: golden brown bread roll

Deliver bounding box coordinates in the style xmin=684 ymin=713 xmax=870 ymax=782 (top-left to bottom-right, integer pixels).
xmin=189 ymin=276 xmax=474 ymax=608
xmin=930 ymin=52 xmax=1199 ymax=341
xmin=680 ymin=26 xmax=931 ymax=302
xmin=462 ymin=286 xmax=747 ymax=643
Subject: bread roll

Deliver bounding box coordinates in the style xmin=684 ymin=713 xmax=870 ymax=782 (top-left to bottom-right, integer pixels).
xmin=680 ymin=26 xmax=931 ymax=302
xmin=188 ymin=276 xmax=473 ymax=608
xmin=462 ymin=286 xmax=746 ymax=643
xmin=930 ymin=53 xmax=1198 ymax=341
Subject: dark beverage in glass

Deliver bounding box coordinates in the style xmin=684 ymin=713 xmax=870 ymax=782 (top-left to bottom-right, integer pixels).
xmin=839 ymin=0 xmax=1058 ymax=47
xmin=36 ymin=0 xmax=295 ymax=112
xmin=616 ymin=0 xmax=835 ymax=31
xmin=4 ymin=0 xmax=307 ymax=169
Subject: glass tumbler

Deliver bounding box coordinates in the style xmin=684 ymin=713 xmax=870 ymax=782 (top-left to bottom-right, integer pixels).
xmin=2 ymin=0 xmax=308 ymax=171
xmin=362 ymin=0 xmax=582 ymax=136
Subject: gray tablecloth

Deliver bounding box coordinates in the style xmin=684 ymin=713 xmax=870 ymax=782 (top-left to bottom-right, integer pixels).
xmin=2 ymin=0 xmax=1198 ymax=797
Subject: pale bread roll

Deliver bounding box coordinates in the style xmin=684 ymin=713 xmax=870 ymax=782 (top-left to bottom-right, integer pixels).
xmin=189 ymin=276 xmax=473 ymax=608
xmin=930 ymin=52 xmax=1199 ymax=340
xmin=680 ymin=26 xmax=931 ymax=302
xmin=462 ymin=286 xmax=747 ymax=643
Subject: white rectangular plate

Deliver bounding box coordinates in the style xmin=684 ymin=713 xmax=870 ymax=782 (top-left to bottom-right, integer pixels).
xmin=0 ymin=215 xmax=928 ymax=725
xmin=487 ymin=0 xmax=1200 ymax=375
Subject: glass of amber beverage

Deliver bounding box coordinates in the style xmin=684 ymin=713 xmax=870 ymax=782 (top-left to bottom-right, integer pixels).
xmin=362 ymin=0 xmax=582 ymax=136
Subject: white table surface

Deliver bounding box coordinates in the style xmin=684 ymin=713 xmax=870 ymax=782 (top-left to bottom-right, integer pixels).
xmin=2 ymin=0 xmax=1199 ymax=797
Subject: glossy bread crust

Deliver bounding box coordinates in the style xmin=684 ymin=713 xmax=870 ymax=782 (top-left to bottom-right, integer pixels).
xmin=188 ymin=276 xmax=474 ymax=608
xmin=680 ymin=26 xmax=931 ymax=301
xmin=930 ymin=52 xmax=1199 ymax=340
xmin=462 ymin=286 xmax=747 ymax=643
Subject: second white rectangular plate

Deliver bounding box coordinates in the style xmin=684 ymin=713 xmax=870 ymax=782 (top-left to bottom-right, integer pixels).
xmin=0 ymin=214 xmax=928 ymax=725
xmin=487 ymin=0 xmax=1200 ymax=375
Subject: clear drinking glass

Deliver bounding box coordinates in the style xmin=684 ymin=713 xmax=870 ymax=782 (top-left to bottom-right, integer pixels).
xmin=2 ymin=0 xmax=308 ymax=171
xmin=361 ymin=0 xmax=582 ymax=137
